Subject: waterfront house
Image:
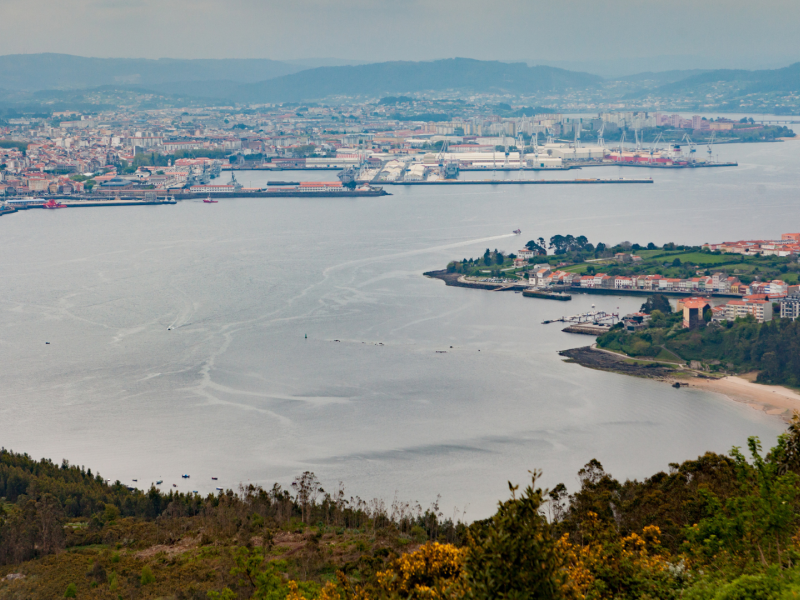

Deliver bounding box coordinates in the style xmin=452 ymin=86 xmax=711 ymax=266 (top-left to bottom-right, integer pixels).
xmin=614 ymin=276 xmax=633 ymax=289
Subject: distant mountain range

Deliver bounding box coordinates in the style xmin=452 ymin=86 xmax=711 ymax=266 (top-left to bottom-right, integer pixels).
xmin=0 ymin=55 xmax=601 ymax=104
xmin=0 ymin=54 xmax=307 ymax=91
xmin=1 ymin=54 xmax=800 ymax=110
xmin=648 ymin=62 xmax=800 ymax=96
xmin=232 ymin=58 xmax=602 ymax=103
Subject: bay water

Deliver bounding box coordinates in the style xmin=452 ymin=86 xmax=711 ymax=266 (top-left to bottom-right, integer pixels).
xmin=0 ymin=138 xmax=794 ymax=518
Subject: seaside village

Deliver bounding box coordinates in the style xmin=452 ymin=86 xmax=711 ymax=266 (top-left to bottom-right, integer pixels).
xmin=519 ymin=233 xmax=800 ymax=329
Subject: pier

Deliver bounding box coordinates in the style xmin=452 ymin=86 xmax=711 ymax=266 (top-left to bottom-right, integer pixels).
xmin=542 ymin=310 xmax=620 ymax=326
xmin=384 ymin=178 xmax=653 ymax=186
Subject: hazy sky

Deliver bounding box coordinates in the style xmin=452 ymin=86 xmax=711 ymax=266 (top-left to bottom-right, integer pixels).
xmin=3 ymin=0 xmax=799 ymax=72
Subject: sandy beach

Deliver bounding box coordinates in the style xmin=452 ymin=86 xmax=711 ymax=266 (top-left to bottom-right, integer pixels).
xmin=686 ymin=374 xmax=800 ymax=421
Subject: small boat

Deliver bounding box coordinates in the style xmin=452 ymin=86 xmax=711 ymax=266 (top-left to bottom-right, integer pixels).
xmin=513 ymin=229 xmax=521 ymax=235
xmin=156 ymin=480 xmax=163 ymax=485
xmin=211 ymin=477 xmax=218 ymax=480
xmin=181 ymin=474 xmax=190 ymax=478
xmin=132 ymin=479 xmax=137 ymax=482
xmin=203 ymin=196 xmax=218 ymax=203
xmin=173 ymin=484 xmax=177 ymax=488
xmin=43 ymin=199 xmax=67 ymax=209
xmin=216 ymin=487 xmax=223 ymax=491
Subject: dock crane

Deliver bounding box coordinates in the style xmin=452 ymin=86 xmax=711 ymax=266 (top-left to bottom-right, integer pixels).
xmin=648 ymin=132 xmax=663 ymax=164
xmin=617 ymin=131 xmax=626 ymax=161
xmin=596 ymin=123 xmax=605 ymax=149
xmin=706 ymin=131 xmax=716 ymax=163
xmin=634 ymin=129 xmax=644 ymax=154
xmin=680 ymin=134 xmax=697 ymax=162
xmin=436 ymin=138 xmax=449 ymax=163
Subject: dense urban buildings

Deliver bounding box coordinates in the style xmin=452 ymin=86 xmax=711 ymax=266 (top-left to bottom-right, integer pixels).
xmin=0 ymin=104 xmax=782 ymax=198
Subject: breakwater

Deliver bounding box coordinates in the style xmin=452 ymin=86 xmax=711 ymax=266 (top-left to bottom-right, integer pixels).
xmin=386 ymin=178 xmax=653 ymax=186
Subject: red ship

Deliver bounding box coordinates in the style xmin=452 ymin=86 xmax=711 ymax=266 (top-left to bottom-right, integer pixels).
xmin=43 ymin=199 xmax=67 ymax=209
xmin=203 ymin=196 xmax=218 ymax=203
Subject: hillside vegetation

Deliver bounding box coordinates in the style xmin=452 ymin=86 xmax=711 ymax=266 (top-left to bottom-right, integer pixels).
xmin=4 ymin=415 xmax=800 ymax=598
xmin=597 ymin=307 xmax=800 ymax=386
xmin=236 ymin=59 xmax=602 ymax=103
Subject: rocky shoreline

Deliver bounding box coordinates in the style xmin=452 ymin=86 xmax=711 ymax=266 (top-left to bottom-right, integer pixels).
xmin=558 ymin=346 xmax=678 ymax=379
xmin=423 ymin=270 xmax=526 ymax=291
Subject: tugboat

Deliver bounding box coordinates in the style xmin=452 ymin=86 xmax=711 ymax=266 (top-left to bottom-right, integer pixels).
xmin=43 ymin=199 xmax=67 ymax=209
xmin=203 ymin=196 xmax=218 ymax=203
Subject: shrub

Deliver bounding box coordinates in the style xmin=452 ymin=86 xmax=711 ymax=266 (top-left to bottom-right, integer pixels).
xmin=141 ymin=565 xmax=155 ymax=585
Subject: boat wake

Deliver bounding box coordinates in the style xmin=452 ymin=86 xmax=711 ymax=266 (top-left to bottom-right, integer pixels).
xmin=322 ymin=233 xmax=517 ymax=277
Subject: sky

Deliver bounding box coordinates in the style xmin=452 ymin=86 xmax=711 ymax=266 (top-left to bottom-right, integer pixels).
xmin=2 ymin=0 xmax=799 ymax=75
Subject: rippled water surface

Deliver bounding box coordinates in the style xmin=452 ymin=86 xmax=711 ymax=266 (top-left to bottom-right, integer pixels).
xmin=0 ymin=139 xmax=795 ymax=517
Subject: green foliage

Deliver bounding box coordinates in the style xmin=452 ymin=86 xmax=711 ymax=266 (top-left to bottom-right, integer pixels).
xmin=0 ymin=140 xmax=28 ymax=151
xmin=9 ymin=418 xmax=800 ymax=599
xmin=597 ymin=315 xmax=800 ymax=384
xmin=140 ymin=564 xmax=155 ymax=584
xmin=208 ymin=588 xmax=237 ymax=600
xmin=465 ymin=471 xmax=564 ymax=599
xmin=103 ymin=503 xmax=120 ymax=523
xmin=291 ymin=144 xmax=317 ymax=158
xmin=685 ymin=436 xmax=800 ymax=572
xmin=550 ymin=234 xmax=591 ymax=255
xmin=229 ymin=547 xmax=290 ymax=599
xmin=640 ymin=294 xmax=672 ymax=314
xmin=64 ymin=582 xmax=77 ymax=598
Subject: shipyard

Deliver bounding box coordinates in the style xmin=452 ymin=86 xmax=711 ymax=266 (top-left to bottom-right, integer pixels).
xmin=0 ymin=105 xmax=783 ymax=219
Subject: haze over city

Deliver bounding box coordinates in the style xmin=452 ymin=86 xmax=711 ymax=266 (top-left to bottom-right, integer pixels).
xmin=3 ymin=0 xmax=800 ymax=75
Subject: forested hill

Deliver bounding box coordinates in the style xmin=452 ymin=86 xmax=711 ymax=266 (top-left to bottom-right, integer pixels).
xmin=648 ymin=61 xmax=800 ymax=96
xmin=3 ymin=416 xmax=800 ymax=598
xmin=234 ymin=58 xmax=603 ymax=103
xmin=0 ymin=54 xmax=303 ymax=91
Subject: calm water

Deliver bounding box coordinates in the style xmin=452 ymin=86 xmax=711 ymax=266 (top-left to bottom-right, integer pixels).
xmin=0 ymin=138 xmax=795 ymax=518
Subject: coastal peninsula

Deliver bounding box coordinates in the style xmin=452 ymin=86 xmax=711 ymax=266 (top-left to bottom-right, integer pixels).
xmin=432 ymin=232 xmax=800 ymax=420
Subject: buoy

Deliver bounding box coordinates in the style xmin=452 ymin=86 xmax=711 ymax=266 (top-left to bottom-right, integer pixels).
xmin=305 ymin=334 xmax=307 ymax=339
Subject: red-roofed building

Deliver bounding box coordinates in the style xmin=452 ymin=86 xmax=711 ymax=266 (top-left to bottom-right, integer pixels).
xmin=677 ymin=297 xmax=711 ymax=329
